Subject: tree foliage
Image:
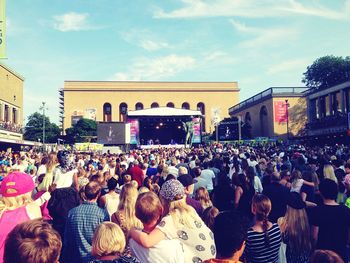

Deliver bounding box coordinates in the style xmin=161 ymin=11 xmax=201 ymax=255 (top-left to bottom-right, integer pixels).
xmin=65 ymin=118 xmax=97 ymax=143
xmin=24 ymin=112 xmax=61 ymax=143
xmin=302 ymin=55 xmax=350 ymax=90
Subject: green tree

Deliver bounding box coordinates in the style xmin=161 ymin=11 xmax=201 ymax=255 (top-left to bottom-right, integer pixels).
xmin=302 ymin=55 xmax=350 ymax=90
xmin=24 ymin=112 xmax=61 ymax=143
xmin=65 ymin=118 xmax=97 ymax=143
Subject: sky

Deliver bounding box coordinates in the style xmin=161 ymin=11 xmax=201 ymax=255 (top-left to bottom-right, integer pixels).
xmin=4 ymin=0 xmax=350 ymax=125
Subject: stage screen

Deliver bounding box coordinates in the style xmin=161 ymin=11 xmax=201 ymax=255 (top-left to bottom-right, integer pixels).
xmin=218 ymin=121 xmax=239 ymax=141
xmin=97 ymin=122 xmax=129 ymax=145
xmin=127 ymin=119 xmax=140 ymax=145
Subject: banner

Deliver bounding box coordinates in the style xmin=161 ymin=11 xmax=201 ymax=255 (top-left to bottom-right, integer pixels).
xmin=127 ymin=119 xmax=139 ymax=145
xmin=192 ymin=117 xmax=201 ymax=143
xmin=0 ymin=0 xmax=5 ymax=58
xmin=274 ymin=101 xmax=287 ymax=123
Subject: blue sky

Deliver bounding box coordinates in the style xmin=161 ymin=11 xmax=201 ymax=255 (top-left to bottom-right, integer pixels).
xmin=4 ymin=0 xmax=350 ymax=124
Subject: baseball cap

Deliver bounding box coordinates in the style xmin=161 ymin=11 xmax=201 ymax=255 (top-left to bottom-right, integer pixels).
xmin=159 ymin=179 xmax=185 ymax=202
xmin=0 ymin=172 xmax=35 ymax=197
xmin=177 ymin=174 xmax=194 ymax=187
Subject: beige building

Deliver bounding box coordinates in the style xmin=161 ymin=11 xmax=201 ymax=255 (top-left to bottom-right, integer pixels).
xmin=229 ymin=87 xmax=308 ymax=139
xmin=0 ymin=63 xmax=24 ymax=142
xmin=60 ymin=81 xmax=239 ymax=133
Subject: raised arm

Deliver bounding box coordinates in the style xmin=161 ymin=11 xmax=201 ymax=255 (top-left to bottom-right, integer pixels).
xmin=129 ymin=227 xmax=166 ymax=248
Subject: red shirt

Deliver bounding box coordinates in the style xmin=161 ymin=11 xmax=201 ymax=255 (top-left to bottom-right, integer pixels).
xmin=129 ymin=165 xmax=143 ymax=187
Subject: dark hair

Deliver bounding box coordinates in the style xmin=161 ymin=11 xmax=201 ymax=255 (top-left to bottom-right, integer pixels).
xmin=213 ymin=210 xmax=248 ymax=258
xmin=311 ymin=249 xmax=344 ymax=263
xmin=4 ymin=219 xmax=62 ymax=263
xmin=107 ymin=177 xmax=118 ymax=191
xmin=345 ymin=163 xmax=350 ymax=169
xmin=192 ymin=167 xmax=202 ymax=177
xmin=85 ymin=181 xmax=101 ymax=200
xmin=252 ymin=194 xmax=271 ymax=246
xmin=201 ymin=206 xmax=219 ymax=231
xmin=319 ymin=179 xmax=338 ymax=200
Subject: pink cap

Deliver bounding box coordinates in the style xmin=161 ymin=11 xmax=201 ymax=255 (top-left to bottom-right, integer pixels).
xmin=0 ymin=172 xmax=35 ymax=197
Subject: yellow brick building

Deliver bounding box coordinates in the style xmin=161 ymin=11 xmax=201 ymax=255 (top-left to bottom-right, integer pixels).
xmin=0 ymin=63 xmax=24 ymax=142
xmin=60 ymin=81 xmax=239 ymax=134
xmin=229 ymin=87 xmax=308 ymax=139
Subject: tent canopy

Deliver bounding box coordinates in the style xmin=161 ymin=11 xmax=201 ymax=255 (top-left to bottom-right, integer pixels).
xmin=127 ymin=107 xmax=203 ymax=117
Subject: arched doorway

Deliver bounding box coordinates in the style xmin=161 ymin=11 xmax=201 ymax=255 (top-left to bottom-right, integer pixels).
xmin=166 ymin=102 xmax=175 ymax=108
xmin=135 ymin=102 xmax=144 ymax=110
xmin=151 ymin=102 xmax=159 ymax=108
xmin=182 ymin=102 xmax=190 ymax=110
xmin=119 ymin=103 xmax=128 ymax=122
xmin=103 ymin=103 xmax=112 ymax=122
xmin=259 ymin=106 xmax=269 ymax=137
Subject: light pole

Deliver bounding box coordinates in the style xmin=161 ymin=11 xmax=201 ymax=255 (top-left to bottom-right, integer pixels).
xmin=285 ymin=99 xmax=290 ymax=140
xmin=40 ymin=102 xmax=48 ymax=150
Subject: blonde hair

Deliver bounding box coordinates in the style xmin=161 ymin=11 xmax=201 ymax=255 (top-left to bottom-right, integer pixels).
xmin=91 ymin=222 xmax=125 ymax=258
xmin=0 ymin=192 xmax=33 ymax=214
xmin=195 ymin=187 xmax=212 ymax=209
xmin=323 ymin=164 xmax=338 ymax=184
xmin=178 ymin=166 xmax=188 ymax=176
xmin=162 ymin=196 xmax=200 ymax=229
xmin=279 ymin=206 xmax=312 ymax=252
xmin=117 ymin=183 xmax=142 ymax=230
xmin=291 ymin=170 xmax=302 ymax=189
xmin=46 ymin=153 xmax=58 ymax=173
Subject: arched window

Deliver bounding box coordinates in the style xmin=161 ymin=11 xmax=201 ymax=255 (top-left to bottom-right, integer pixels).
xmin=103 ymin=103 xmax=112 ymax=122
xmin=197 ymin=102 xmax=205 ymax=115
xmin=182 ymin=102 xmax=190 ymax=110
xmin=135 ymin=102 xmax=144 ymax=110
xmin=151 ymin=102 xmax=159 ymax=108
xmin=119 ymin=103 xmax=128 ymax=122
xmin=259 ymin=106 xmax=268 ymax=137
xmin=166 ymin=102 xmax=175 ymax=108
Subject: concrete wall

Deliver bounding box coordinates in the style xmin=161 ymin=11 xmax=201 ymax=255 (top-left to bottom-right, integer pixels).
xmin=63 ymin=81 xmax=239 ymax=133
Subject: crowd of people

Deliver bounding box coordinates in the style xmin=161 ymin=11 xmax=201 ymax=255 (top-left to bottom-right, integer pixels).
xmin=0 ymin=142 xmax=350 ymax=263
xmin=0 ymin=120 xmax=22 ymax=133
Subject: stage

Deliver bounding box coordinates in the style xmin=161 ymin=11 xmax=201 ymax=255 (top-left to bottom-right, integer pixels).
xmin=140 ymin=144 xmax=186 ymax=149
xmin=127 ymin=107 xmax=203 ymax=146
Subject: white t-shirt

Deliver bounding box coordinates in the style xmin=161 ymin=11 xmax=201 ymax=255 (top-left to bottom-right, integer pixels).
xmin=156 ymin=213 xmax=216 ymax=263
xmin=53 ymin=168 xmax=78 ymax=188
xmin=291 ymin=179 xmax=304 ymax=193
xmin=200 ymin=169 xmax=215 ymax=191
xmin=129 ymin=236 xmax=185 ymax=263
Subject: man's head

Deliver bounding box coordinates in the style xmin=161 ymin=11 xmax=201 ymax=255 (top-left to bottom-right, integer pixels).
xmin=4 ymin=219 xmax=62 ymax=263
xmin=135 ymin=192 xmax=163 ymax=230
xmin=177 ymin=174 xmax=195 ymax=195
xmin=85 ymin=181 xmax=101 ymax=201
xmin=213 ymin=211 xmax=248 ymax=259
xmin=319 ymin=178 xmax=338 ymax=201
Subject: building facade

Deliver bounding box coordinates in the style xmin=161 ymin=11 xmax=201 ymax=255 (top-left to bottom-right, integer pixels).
xmin=0 ymin=63 xmax=24 ymax=142
xmin=60 ymin=81 xmax=239 ymax=133
xmin=229 ymin=87 xmax=308 ymax=139
xmin=306 ymin=81 xmax=350 ymax=141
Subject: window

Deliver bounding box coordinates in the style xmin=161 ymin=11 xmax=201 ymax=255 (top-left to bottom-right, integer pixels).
xmin=103 ymin=103 xmax=112 ymax=122
xmin=182 ymin=102 xmax=190 ymax=109
xmin=166 ymin=102 xmax=175 ymax=108
xmin=135 ymin=102 xmax=144 ymax=110
xmin=151 ymin=102 xmax=159 ymax=108
xmin=119 ymin=103 xmax=128 ymax=121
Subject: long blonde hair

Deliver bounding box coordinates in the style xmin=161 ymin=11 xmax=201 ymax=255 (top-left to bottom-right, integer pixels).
xmin=323 ymin=164 xmax=338 ymax=184
xmin=279 ymin=206 xmax=312 ymax=252
xmin=162 ymin=196 xmax=200 ymax=229
xmin=117 ymin=183 xmax=142 ymax=230
xmin=46 ymin=153 xmax=58 ymax=173
xmin=0 ymin=192 xmax=33 ymax=214
xmin=195 ymin=187 xmax=212 ymax=209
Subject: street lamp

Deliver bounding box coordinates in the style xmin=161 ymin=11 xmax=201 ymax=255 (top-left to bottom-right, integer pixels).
xmin=39 ymin=102 xmax=48 ymax=150
xmin=285 ymin=99 xmax=290 ymax=140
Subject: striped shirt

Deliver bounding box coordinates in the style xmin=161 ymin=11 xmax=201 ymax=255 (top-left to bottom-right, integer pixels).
xmin=245 ymin=223 xmax=281 ymax=263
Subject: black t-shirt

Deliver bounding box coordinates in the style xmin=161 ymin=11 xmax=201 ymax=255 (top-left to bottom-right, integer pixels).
xmin=310 ymin=204 xmax=350 ymax=262
xmin=300 ymin=184 xmax=315 ymax=203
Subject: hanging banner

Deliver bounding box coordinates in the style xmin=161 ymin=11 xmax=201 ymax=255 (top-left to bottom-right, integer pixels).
xmin=0 ymin=0 xmax=6 ymax=58
xmin=192 ymin=117 xmax=201 ymax=143
xmin=127 ymin=119 xmax=140 ymax=145
xmin=274 ymin=101 xmax=287 ymax=123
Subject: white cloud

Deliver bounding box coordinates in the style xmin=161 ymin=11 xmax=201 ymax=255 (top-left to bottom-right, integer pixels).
xmin=53 ymin=12 xmax=92 ymax=32
xmin=121 ymin=29 xmax=170 ymax=51
xmin=230 ymin=19 xmax=298 ymax=48
xmin=154 ymin=0 xmax=350 ymax=20
xmin=267 ymin=58 xmax=311 ymax=75
xmin=113 ymin=54 xmax=195 ymax=80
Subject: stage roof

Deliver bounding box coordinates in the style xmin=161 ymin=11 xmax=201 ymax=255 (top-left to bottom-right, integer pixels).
xmin=127 ymin=107 xmax=203 ymax=117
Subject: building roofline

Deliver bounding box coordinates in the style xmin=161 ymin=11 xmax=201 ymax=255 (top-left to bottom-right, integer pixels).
xmin=0 ymin=63 xmax=25 ymax=81
xmin=64 ymin=80 xmax=238 ymax=84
